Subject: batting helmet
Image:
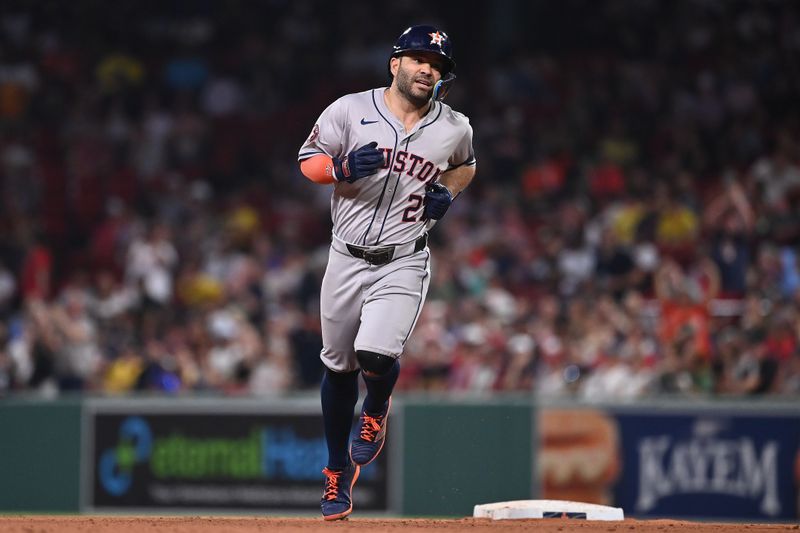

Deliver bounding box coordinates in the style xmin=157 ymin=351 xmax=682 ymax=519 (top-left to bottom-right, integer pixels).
xmin=391 ymin=24 xmax=456 ymax=74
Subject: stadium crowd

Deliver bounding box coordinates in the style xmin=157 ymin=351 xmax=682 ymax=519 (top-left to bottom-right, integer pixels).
xmin=0 ymin=0 xmax=798 ymax=399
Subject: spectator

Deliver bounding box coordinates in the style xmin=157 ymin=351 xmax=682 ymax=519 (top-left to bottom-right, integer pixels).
xmin=50 ymin=288 xmax=102 ymax=390
xmin=125 ymin=221 xmax=178 ymax=307
xmin=704 ymin=178 xmax=754 ymax=298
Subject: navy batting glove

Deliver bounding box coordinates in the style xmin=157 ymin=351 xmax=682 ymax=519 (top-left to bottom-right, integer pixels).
xmin=333 ymin=141 xmax=384 ymax=183
xmin=423 ymin=183 xmax=453 ymax=220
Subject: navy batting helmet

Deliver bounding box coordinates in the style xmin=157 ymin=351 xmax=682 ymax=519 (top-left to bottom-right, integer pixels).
xmin=390 ymin=24 xmax=456 ymax=100
xmin=391 ymin=24 xmax=456 ymax=74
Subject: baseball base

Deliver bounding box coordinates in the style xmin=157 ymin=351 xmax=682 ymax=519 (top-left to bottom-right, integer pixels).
xmin=473 ymin=499 xmax=624 ymax=521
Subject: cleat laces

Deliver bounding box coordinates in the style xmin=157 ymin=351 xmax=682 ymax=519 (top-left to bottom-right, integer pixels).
xmin=322 ymin=468 xmax=342 ymax=501
xmin=359 ymin=414 xmax=384 ymax=442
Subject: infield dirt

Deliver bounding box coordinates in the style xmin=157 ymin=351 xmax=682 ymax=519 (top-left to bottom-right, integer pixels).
xmin=0 ymin=516 xmax=798 ymax=533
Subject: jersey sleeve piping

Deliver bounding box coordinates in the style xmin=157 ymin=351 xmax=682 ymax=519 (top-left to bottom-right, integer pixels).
xmin=447 ymin=156 xmax=477 ymax=170
xmin=298 ymin=150 xmax=326 ymax=161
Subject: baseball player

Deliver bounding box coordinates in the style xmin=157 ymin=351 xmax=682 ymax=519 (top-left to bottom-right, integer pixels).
xmin=297 ymin=24 xmax=476 ymax=520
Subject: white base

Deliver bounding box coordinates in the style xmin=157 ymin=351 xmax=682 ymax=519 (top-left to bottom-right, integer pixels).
xmin=473 ymin=499 xmax=624 ymax=521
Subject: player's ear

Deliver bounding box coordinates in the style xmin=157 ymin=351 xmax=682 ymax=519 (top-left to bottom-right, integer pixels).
xmin=389 ymin=57 xmax=400 ymax=78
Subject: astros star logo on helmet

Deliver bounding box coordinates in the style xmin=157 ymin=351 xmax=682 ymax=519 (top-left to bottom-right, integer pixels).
xmin=429 ymin=31 xmax=445 ymax=47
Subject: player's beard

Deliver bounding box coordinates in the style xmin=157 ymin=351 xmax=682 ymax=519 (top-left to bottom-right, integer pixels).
xmin=395 ymin=66 xmax=434 ymax=108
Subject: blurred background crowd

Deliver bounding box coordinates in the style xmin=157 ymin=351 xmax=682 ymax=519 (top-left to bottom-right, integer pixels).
xmin=0 ymin=0 xmax=798 ymax=399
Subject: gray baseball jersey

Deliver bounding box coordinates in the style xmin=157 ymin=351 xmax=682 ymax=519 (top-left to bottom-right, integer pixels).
xmin=299 ymin=87 xmax=475 ymax=371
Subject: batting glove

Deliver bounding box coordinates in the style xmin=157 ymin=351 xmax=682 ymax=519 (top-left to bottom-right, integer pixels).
xmin=423 ymin=183 xmax=453 ymax=220
xmin=332 ymin=142 xmax=384 ymax=183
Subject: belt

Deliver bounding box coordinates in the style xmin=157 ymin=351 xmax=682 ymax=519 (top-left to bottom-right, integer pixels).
xmin=333 ymin=233 xmax=428 ymax=266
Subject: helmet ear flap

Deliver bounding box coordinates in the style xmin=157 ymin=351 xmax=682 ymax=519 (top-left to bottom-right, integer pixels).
xmin=432 ymin=73 xmax=456 ymax=101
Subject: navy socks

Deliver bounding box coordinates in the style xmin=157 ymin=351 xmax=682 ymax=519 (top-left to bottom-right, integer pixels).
xmin=321 ymin=368 xmax=360 ymax=470
xmin=320 ymin=362 xmax=400 ymax=469
xmin=362 ymin=360 xmax=400 ymax=414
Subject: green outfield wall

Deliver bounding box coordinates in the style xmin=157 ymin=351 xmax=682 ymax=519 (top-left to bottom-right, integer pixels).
xmin=400 ymin=397 xmax=535 ymax=516
xmin=0 ymin=397 xmax=82 ymax=511
xmin=0 ymin=395 xmax=798 ymax=521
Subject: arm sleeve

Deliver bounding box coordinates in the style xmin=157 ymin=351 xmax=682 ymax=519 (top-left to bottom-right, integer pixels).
xmin=447 ymin=122 xmax=477 ymax=170
xmin=300 ymin=155 xmax=336 ymax=184
xmin=298 ymin=97 xmax=347 ymax=161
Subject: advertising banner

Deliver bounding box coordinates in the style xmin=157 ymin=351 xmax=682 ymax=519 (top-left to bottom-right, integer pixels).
xmin=538 ymin=406 xmax=800 ymax=521
xmin=86 ymin=405 xmax=389 ymax=512
xmin=611 ymin=410 xmax=799 ymax=520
